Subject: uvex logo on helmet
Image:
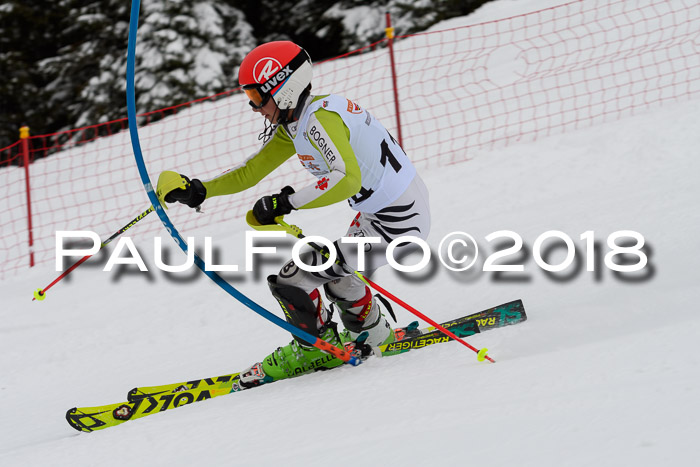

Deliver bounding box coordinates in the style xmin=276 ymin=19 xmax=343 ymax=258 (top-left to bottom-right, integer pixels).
xmin=254 ymin=58 xmax=294 ymax=94
xmin=239 ymin=41 xmax=313 ymax=112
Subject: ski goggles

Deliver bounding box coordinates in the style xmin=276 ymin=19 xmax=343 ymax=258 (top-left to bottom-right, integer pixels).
xmin=243 ymin=85 xmax=271 ymax=109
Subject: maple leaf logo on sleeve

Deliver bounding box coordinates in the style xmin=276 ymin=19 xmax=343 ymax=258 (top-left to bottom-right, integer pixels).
xmin=315 ymin=177 xmax=330 ymax=190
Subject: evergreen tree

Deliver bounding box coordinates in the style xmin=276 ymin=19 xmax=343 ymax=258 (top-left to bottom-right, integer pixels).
xmin=0 ymin=1 xmax=71 ymax=153
xmin=44 ymin=0 xmax=255 ymax=133
xmin=236 ymin=0 xmax=350 ymax=61
xmin=133 ymin=0 xmax=255 ymax=117
xmin=0 ymin=0 xmax=494 ymax=156
xmin=0 ymin=0 xmax=255 ymax=153
xmin=234 ymin=0 xmax=493 ymax=62
xmin=39 ymin=1 xmax=130 ymax=129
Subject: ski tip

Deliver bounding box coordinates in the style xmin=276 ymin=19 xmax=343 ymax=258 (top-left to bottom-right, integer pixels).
xmin=126 ymin=388 xmax=139 ymax=403
xmin=65 ymin=407 xmax=84 ymax=432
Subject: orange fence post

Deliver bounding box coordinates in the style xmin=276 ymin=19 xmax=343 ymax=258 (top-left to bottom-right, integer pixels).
xmin=385 ymin=12 xmax=403 ymax=147
xmin=20 ymin=126 xmax=35 ymax=267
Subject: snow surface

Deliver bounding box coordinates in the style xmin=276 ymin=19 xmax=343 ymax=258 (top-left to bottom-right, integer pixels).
xmin=2 ymin=2 xmax=700 ymax=466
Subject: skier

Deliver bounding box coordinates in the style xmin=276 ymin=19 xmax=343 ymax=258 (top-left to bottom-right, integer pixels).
xmin=156 ymin=41 xmax=430 ymax=386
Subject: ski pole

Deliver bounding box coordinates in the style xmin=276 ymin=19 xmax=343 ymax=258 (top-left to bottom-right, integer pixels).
xmin=246 ymin=212 xmax=494 ymax=363
xmin=33 ymin=206 xmax=154 ymax=301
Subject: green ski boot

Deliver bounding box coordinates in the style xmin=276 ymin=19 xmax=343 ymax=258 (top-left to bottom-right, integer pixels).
xmin=256 ymin=323 xmax=350 ymax=383
xmin=240 ymin=276 xmax=354 ymax=388
xmin=240 ymin=323 xmax=358 ymax=387
xmin=239 ymin=276 xmax=401 ymax=388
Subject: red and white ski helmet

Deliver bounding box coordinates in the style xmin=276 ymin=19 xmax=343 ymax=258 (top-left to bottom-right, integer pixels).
xmin=238 ymin=41 xmax=312 ymax=111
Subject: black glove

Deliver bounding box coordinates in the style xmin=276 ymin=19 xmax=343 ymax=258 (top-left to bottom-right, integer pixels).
xmin=164 ymin=175 xmax=207 ymax=208
xmin=252 ymin=186 xmax=296 ymax=225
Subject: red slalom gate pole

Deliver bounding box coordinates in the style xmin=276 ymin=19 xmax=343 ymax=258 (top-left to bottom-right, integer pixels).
xmin=363 ymin=278 xmax=495 ymax=363
xmin=268 ymin=216 xmax=495 ymax=363
xmin=385 ymin=12 xmax=403 ymax=148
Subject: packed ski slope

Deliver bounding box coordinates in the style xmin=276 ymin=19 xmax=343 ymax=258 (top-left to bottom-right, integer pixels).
xmin=2 ymin=3 xmax=700 ymax=467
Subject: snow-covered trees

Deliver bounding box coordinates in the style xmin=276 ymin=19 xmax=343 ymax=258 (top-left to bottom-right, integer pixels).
xmin=0 ymin=0 xmax=490 ymax=150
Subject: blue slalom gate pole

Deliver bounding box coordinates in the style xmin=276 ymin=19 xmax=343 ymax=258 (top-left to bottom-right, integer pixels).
xmin=125 ymin=0 xmax=358 ymax=366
